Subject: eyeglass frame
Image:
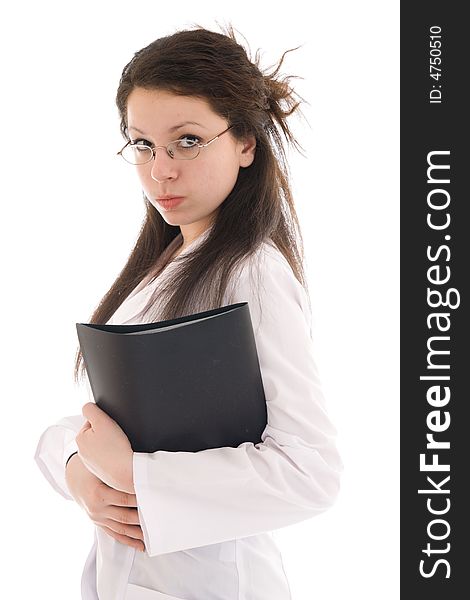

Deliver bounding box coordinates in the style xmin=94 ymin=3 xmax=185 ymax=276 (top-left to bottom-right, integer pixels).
xmin=116 ymin=123 xmax=238 ymax=164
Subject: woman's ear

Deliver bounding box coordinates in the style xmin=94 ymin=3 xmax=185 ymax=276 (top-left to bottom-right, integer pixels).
xmin=238 ymin=135 xmax=257 ymax=168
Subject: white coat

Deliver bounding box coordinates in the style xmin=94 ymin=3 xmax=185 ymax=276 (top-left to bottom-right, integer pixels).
xmin=34 ymin=230 xmax=343 ymax=600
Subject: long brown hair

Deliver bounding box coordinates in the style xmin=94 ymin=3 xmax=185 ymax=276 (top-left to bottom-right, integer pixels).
xmin=74 ymin=22 xmax=311 ymax=384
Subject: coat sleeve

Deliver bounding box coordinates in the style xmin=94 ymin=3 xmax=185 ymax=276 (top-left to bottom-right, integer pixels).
xmin=34 ymin=368 xmax=96 ymax=500
xmin=133 ymin=246 xmax=343 ymax=557
xmin=34 ymin=413 xmax=86 ymax=500
xmin=34 ymin=313 xmax=118 ymax=500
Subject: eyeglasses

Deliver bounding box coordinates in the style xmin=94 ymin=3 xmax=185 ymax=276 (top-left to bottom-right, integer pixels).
xmin=117 ymin=124 xmax=236 ymax=165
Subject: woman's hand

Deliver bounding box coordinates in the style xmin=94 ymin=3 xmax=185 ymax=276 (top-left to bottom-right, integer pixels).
xmin=66 ymin=453 xmax=145 ymax=552
xmin=76 ymin=402 xmax=135 ymax=494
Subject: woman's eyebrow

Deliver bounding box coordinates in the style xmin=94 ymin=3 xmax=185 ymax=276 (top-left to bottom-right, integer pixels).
xmin=128 ymin=121 xmax=206 ymax=135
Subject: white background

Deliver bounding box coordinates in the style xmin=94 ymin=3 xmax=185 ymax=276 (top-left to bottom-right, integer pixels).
xmin=1 ymin=1 xmax=399 ymax=598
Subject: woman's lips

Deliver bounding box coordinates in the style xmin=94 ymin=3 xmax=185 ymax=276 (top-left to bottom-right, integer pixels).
xmin=156 ymin=197 xmax=185 ymax=210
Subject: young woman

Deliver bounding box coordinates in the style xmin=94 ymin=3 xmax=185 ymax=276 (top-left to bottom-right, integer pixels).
xmin=34 ymin=24 xmax=342 ymax=600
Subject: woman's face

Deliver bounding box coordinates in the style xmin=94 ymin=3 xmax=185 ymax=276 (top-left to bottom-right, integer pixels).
xmin=125 ymin=87 xmax=256 ymax=243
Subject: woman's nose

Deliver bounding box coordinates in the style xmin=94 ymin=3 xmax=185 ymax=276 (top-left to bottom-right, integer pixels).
xmin=150 ymin=146 xmax=179 ymax=182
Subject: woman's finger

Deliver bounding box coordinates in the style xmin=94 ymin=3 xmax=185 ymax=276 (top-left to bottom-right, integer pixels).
xmin=98 ymin=518 xmax=144 ymax=541
xmin=97 ymin=524 xmax=145 ymax=552
xmin=78 ymin=420 xmax=92 ymax=434
xmin=105 ymin=505 xmax=141 ymax=526
xmin=104 ymin=486 xmax=139 ymax=508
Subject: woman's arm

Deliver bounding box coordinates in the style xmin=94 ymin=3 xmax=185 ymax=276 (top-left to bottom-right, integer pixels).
xmin=34 ymin=414 xmax=87 ymax=500
xmin=34 ymin=369 xmax=96 ymax=499
xmin=133 ymin=246 xmax=343 ymax=557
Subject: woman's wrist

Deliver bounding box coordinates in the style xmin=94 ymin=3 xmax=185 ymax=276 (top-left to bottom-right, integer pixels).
xmin=65 ymin=451 xmax=79 ymax=469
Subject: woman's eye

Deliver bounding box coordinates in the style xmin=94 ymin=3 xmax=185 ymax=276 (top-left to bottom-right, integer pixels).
xmin=132 ymin=138 xmax=151 ymax=147
xmin=177 ymin=134 xmax=201 ymax=147
xmin=130 ymin=139 xmax=152 ymax=153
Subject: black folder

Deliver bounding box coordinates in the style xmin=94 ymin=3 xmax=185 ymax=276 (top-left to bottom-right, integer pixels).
xmin=76 ymin=302 xmax=267 ymax=453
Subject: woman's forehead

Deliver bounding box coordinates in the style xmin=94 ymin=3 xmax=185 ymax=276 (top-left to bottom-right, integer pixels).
xmin=126 ymin=88 xmax=223 ymax=134
xmin=127 ymin=88 xmax=212 ymax=117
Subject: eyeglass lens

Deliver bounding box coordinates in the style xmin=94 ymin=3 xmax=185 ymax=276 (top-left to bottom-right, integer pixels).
xmin=121 ymin=140 xmax=200 ymax=164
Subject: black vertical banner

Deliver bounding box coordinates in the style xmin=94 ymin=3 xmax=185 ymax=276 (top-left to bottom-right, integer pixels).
xmin=401 ymin=3 xmax=469 ymax=598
